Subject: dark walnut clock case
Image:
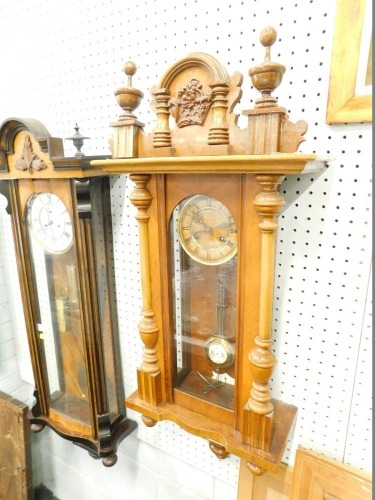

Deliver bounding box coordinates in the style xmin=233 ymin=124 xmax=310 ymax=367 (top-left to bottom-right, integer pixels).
xmin=93 ymin=27 xmax=330 ymax=475
xmin=0 ymin=118 xmax=136 ymax=466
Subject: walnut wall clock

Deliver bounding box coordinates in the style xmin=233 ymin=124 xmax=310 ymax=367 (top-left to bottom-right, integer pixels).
xmin=92 ymin=27 xmax=332 ymax=475
xmin=0 ymin=118 xmax=136 ymax=466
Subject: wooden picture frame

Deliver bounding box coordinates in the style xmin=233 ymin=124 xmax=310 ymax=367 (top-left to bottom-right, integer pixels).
xmin=326 ymin=0 xmax=372 ymax=123
xmin=290 ymin=447 xmax=372 ymax=499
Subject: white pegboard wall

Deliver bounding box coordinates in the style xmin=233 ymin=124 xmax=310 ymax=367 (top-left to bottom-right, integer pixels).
xmin=0 ymin=196 xmax=34 ymax=387
xmin=0 ymin=0 xmax=372 ymax=485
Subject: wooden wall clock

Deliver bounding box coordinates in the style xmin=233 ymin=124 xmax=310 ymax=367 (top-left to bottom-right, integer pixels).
xmin=0 ymin=118 xmax=136 ymax=466
xmin=93 ymin=27 xmax=331 ymax=475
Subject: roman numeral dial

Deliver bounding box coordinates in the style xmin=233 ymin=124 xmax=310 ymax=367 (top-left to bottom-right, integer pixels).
xmin=177 ymin=195 xmax=238 ymax=265
xmin=27 ymin=192 xmax=73 ymax=254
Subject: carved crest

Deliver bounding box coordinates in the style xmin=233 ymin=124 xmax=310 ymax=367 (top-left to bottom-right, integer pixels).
xmin=15 ymin=135 xmax=47 ymax=173
xmin=169 ymin=79 xmax=212 ymax=128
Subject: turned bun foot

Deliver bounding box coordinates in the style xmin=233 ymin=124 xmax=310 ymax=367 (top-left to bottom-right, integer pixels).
xmin=142 ymin=415 xmax=157 ymax=427
xmin=102 ymin=454 xmax=118 ymax=467
xmin=209 ymin=441 xmax=229 ymax=459
xmin=30 ymin=423 xmax=45 ymax=433
xmin=246 ymin=461 xmax=266 ymax=476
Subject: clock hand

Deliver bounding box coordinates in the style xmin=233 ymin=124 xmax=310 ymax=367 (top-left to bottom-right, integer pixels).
xmin=192 ymin=221 xmax=229 ymax=236
xmin=213 ymin=222 xmax=229 ymax=230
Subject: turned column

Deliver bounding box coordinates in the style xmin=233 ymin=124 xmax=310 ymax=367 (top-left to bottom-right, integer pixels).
xmin=129 ymin=174 xmax=162 ymax=409
xmin=152 ymin=88 xmax=172 ymax=148
xmin=243 ymin=174 xmax=285 ymax=461
xmin=208 ymin=81 xmax=230 ymax=145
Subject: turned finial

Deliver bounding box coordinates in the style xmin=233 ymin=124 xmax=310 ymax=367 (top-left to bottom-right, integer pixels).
xmin=248 ymin=27 xmax=286 ymax=108
xmin=124 ymin=60 xmax=137 ymax=85
xmin=260 ymin=26 xmax=277 ymax=62
xmin=65 ymin=123 xmax=90 ymax=158
xmin=115 ymin=61 xmax=144 ymax=120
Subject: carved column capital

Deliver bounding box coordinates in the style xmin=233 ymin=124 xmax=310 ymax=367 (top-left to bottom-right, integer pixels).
xmin=254 ymin=173 xmax=285 ymax=214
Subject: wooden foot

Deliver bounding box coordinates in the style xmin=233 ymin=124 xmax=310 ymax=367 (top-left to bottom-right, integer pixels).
xmin=102 ymin=454 xmax=118 ymax=467
xmin=142 ymin=415 xmax=157 ymax=427
xmin=30 ymin=423 xmax=45 ymax=433
xmin=209 ymin=441 xmax=229 ymax=459
xmin=246 ymin=461 xmax=267 ymax=476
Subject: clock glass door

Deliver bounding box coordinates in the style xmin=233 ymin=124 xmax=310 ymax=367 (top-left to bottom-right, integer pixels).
xmin=169 ymin=195 xmax=238 ymax=412
xmin=25 ymin=188 xmax=92 ymax=436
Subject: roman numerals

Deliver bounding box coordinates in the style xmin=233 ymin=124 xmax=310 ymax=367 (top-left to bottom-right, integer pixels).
xmin=177 ymin=194 xmax=238 ymax=265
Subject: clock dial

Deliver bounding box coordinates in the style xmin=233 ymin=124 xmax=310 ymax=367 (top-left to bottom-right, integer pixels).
xmin=205 ymin=336 xmax=234 ymax=369
xmin=178 ymin=195 xmax=237 ymax=265
xmin=27 ymin=192 xmax=73 ymax=254
xmin=171 ymin=195 xmax=237 ymax=409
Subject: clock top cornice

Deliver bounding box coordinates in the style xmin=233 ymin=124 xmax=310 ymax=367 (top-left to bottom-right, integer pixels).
xmin=92 ymin=26 xmax=332 ymax=174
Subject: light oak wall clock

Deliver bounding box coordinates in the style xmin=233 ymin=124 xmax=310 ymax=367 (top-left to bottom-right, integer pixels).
xmin=0 ymin=118 xmax=136 ymax=466
xmin=93 ymin=27 xmax=331 ymax=475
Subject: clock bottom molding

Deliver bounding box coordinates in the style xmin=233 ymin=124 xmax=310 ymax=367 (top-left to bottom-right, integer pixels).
xmin=29 ymin=408 xmax=137 ymax=466
xmin=125 ymin=391 xmax=297 ymax=474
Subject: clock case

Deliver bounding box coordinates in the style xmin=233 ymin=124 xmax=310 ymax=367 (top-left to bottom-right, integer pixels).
xmin=0 ymin=118 xmax=136 ymax=466
xmin=93 ymin=30 xmax=331 ymax=475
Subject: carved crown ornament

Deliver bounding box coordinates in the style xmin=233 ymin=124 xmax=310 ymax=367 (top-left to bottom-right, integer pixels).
xmin=169 ymin=78 xmax=213 ymax=127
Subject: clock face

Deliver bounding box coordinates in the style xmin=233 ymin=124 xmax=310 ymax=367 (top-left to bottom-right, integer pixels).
xmin=177 ymin=195 xmax=238 ymax=265
xmin=205 ymin=336 xmax=234 ymax=370
xmin=27 ymin=192 xmax=73 ymax=254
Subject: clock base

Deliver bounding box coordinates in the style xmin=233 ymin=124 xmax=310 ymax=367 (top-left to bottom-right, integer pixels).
xmin=125 ymin=390 xmax=297 ymax=474
xmin=28 ymin=411 xmax=137 ymax=466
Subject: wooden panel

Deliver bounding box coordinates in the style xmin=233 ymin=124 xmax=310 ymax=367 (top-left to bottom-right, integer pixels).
xmin=238 ymin=447 xmax=373 ymax=500
xmin=237 ymin=458 xmax=292 ymax=500
xmin=290 ymin=447 xmax=372 ymax=500
xmin=0 ymin=391 xmax=34 ymax=500
xmin=326 ymin=0 xmax=372 ymax=123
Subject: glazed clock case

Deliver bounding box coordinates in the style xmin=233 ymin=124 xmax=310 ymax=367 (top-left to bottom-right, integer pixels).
xmin=0 ymin=118 xmax=136 ymax=466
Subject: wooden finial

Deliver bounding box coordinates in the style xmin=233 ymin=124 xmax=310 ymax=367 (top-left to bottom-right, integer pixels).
xmin=115 ymin=61 xmax=144 ymax=120
xmin=124 ymin=60 xmax=137 ymax=86
xmin=248 ymin=27 xmax=286 ymax=108
xmin=259 ymin=26 xmax=277 ymax=63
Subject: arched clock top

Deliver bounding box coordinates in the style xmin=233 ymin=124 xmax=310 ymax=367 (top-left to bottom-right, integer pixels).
xmin=0 ymin=117 xmax=52 ymax=172
xmin=158 ymin=52 xmax=231 ymax=89
xmin=0 ymin=118 xmax=108 ymax=179
xmin=98 ymin=26 xmax=325 ymax=164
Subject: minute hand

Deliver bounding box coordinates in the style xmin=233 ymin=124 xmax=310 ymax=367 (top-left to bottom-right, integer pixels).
xmin=212 ymin=221 xmax=229 ymax=230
